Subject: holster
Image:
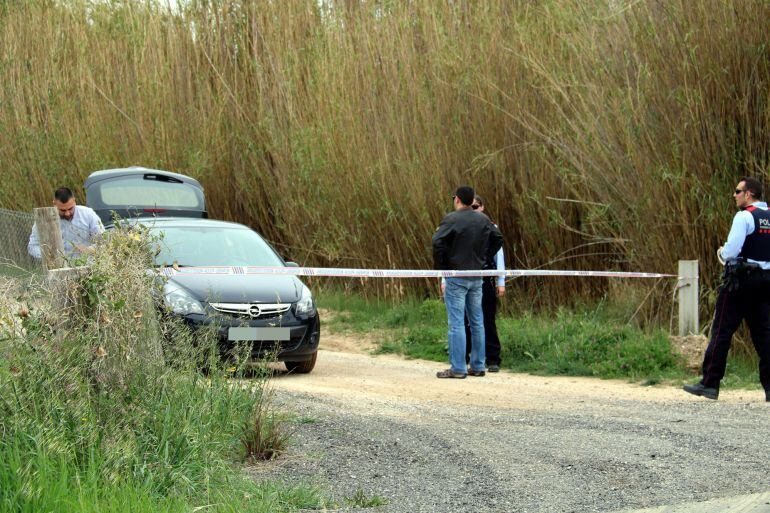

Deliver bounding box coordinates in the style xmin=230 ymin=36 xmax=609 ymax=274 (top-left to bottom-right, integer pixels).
xmin=722 ymin=260 xmax=761 ymax=292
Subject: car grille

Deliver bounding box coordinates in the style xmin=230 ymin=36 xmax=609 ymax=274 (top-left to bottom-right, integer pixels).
xmin=209 ymin=302 xmax=291 ymax=319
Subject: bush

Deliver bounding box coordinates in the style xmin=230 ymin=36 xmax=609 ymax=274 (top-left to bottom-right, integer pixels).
xmin=0 ymin=227 xmax=323 ymax=512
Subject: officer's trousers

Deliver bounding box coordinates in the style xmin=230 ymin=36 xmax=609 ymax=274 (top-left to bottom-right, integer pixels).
xmin=465 ymin=278 xmax=502 ymax=366
xmin=701 ymin=272 xmax=770 ymax=391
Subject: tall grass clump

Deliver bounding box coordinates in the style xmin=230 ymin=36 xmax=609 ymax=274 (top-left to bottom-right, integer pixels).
xmin=0 ymin=227 xmax=325 ymax=512
xmin=1 ymin=1 xmax=769 ymax=338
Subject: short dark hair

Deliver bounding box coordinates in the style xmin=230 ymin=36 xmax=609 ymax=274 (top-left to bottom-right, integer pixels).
xmin=454 ymin=186 xmax=475 ymax=206
xmin=740 ymin=176 xmax=763 ymax=200
xmin=54 ymin=187 xmax=74 ymax=203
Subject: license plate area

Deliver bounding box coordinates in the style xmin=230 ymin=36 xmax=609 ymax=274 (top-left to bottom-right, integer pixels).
xmin=228 ymin=327 xmax=291 ymax=341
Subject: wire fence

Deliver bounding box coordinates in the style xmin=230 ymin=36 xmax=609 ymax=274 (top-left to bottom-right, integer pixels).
xmin=0 ymin=208 xmax=44 ymax=276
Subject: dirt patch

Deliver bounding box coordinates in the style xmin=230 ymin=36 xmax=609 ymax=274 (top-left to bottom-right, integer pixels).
xmin=670 ymin=334 xmax=708 ymax=371
xmin=318 ymin=308 xmax=385 ymax=354
xmin=321 ymin=332 xmax=378 ymax=354
xmin=272 ymin=328 xmax=766 ymax=413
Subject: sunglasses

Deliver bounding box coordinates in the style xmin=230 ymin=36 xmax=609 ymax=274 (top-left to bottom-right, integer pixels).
xmin=471 ymin=204 xmax=481 ymax=210
xmin=735 ymin=189 xmax=746 ymax=195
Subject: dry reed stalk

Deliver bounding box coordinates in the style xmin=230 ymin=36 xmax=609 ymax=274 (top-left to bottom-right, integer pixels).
xmin=1 ymin=0 xmax=768 ymax=349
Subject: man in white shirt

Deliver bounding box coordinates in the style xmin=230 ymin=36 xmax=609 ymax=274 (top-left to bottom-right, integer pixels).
xmin=28 ymin=187 xmax=105 ymax=261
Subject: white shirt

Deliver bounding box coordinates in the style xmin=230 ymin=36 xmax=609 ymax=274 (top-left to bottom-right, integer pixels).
xmin=492 ymin=247 xmax=506 ymax=287
xmin=719 ymin=201 xmax=770 ymax=269
xmin=28 ymin=205 xmax=105 ymax=260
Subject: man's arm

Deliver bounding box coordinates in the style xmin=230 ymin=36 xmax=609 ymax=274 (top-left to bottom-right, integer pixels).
xmin=88 ymin=209 xmax=105 ymax=239
xmin=486 ymin=222 xmax=503 ymax=262
xmin=27 ymin=224 xmax=42 ymax=259
xmin=495 ymin=247 xmax=506 ymax=292
xmin=431 ymin=217 xmax=454 ymax=270
xmin=720 ymin=211 xmax=753 ymax=261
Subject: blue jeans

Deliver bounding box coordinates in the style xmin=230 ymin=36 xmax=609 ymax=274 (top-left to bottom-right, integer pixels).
xmin=444 ymin=277 xmax=485 ymax=374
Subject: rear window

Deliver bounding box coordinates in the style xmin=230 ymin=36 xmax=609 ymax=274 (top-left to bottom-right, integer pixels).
xmin=99 ymin=177 xmax=202 ymax=209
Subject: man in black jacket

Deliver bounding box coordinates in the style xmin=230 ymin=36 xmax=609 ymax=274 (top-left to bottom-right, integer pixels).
xmin=432 ymin=186 xmax=503 ymax=378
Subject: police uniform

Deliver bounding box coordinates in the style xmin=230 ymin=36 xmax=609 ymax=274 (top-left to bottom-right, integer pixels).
xmin=699 ymin=202 xmax=770 ymax=397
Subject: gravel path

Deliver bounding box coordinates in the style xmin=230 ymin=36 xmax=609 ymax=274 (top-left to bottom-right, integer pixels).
xmin=251 ymin=347 xmax=770 ymax=513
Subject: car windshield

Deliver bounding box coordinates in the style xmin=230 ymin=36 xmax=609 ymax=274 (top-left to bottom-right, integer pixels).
xmin=151 ymin=225 xmax=284 ymax=267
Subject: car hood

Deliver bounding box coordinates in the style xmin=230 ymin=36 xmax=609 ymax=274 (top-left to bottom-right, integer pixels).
xmin=168 ymin=273 xmax=304 ymax=304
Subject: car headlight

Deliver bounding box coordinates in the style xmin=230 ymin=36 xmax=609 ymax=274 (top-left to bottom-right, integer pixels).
xmin=163 ymin=282 xmax=204 ymax=315
xmin=295 ymin=284 xmax=316 ymax=316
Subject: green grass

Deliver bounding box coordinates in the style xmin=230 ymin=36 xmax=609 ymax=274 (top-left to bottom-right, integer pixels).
xmin=0 ymin=230 xmax=330 ymax=513
xmin=344 ymin=489 xmax=389 ymax=508
xmin=318 ymin=290 xmax=764 ymax=389
xmin=0 ymin=346 xmax=330 ymax=513
xmin=0 ymin=437 xmax=327 ymax=513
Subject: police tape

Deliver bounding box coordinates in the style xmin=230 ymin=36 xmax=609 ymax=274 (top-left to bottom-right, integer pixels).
xmin=159 ymin=266 xmax=675 ymax=279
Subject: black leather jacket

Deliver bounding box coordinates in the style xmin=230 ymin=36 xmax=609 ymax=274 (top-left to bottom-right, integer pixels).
xmin=431 ymin=209 xmax=503 ymax=271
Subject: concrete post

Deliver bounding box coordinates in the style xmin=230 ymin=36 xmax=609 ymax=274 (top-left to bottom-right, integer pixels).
xmin=33 ymin=207 xmax=65 ymax=270
xmin=678 ymin=260 xmax=699 ymax=336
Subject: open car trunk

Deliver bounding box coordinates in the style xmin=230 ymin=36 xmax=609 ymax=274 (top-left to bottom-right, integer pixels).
xmin=84 ymin=167 xmax=207 ymax=225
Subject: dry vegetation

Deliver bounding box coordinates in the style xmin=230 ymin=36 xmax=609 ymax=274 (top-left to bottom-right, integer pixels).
xmin=0 ymin=226 xmax=318 ymax=512
xmin=0 ymin=0 xmax=768 ymax=321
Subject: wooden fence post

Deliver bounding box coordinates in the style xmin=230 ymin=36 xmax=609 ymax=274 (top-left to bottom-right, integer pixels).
xmin=678 ymin=260 xmax=699 ymax=336
xmin=33 ymin=207 xmax=65 ymax=270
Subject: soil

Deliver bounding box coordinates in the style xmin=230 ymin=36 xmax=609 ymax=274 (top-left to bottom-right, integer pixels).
xmin=256 ymin=328 xmax=768 ymax=513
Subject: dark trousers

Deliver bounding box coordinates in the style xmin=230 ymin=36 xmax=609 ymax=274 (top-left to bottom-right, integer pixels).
xmin=465 ymin=278 xmax=502 ymax=366
xmin=701 ymin=272 xmax=770 ymax=390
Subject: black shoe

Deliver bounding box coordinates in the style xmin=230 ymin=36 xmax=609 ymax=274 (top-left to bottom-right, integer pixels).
xmin=436 ymin=369 xmax=466 ymax=379
xmin=467 ymin=369 xmax=486 ymax=377
xmin=765 ymin=389 xmax=769 ymax=402
xmin=683 ymin=382 xmax=719 ymax=400
xmin=487 ymin=365 xmax=500 ymax=373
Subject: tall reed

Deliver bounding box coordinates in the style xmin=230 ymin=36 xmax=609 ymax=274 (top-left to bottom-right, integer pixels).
xmin=0 ymin=0 xmax=768 ymax=325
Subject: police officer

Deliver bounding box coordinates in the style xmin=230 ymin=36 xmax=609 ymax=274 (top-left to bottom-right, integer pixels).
xmin=684 ymin=177 xmax=770 ymax=401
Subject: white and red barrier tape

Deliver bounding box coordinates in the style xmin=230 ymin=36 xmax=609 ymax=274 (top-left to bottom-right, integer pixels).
xmin=159 ymin=266 xmax=674 ymax=279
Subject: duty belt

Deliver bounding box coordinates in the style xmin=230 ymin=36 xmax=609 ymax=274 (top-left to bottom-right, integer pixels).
xmin=722 ymin=260 xmax=763 ymax=292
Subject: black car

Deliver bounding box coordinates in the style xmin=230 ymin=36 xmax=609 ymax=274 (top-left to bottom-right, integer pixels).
xmin=84 ymin=167 xmax=207 ymax=225
xmin=147 ymin=218 xmax=320 ymax=373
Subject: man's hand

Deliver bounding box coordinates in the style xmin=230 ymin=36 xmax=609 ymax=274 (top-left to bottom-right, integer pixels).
xmin=717 ymin=246 xmax=726 ymax=265
xmin=497 ymin=286 xmax=505 ymax=298
xmin=441 ymin=283 xmax=446 ymax=296
xmin=73 ymin=243 xmax=95 ymax=255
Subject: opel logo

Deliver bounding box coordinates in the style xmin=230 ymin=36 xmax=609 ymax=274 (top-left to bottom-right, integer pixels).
xmin=248 ymin=304 xmax=261 ymax=318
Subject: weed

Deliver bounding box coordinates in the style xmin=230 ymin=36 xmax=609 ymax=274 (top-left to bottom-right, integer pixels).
xmin=344 ymin=489 xmax=389 ymax=508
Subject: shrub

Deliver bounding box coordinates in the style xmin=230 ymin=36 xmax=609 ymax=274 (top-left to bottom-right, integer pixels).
xmin=0 ymin=226 xmax=322 ymax=512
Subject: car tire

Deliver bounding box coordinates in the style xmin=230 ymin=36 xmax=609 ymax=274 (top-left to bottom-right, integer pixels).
xmin=285 ymin=351 xmax=317 ymax=374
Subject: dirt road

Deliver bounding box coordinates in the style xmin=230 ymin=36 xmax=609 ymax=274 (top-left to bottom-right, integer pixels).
xmin=258 ymin=333 xmax=770 ymax=513
xmin=273 ymin=335 xmax=765 ymax=411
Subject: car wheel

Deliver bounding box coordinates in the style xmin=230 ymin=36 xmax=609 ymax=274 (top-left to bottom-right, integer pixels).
xmin=285 ymin=351 xmax=317 ymax=374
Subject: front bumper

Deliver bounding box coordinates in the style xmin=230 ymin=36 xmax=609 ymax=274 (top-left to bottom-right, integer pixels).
xmin=181 ymin=309 xmax=320 ymax=362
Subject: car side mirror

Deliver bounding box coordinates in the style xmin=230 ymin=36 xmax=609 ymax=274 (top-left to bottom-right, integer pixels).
xmin=285 ymin=261 xmax=300 ymax=268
